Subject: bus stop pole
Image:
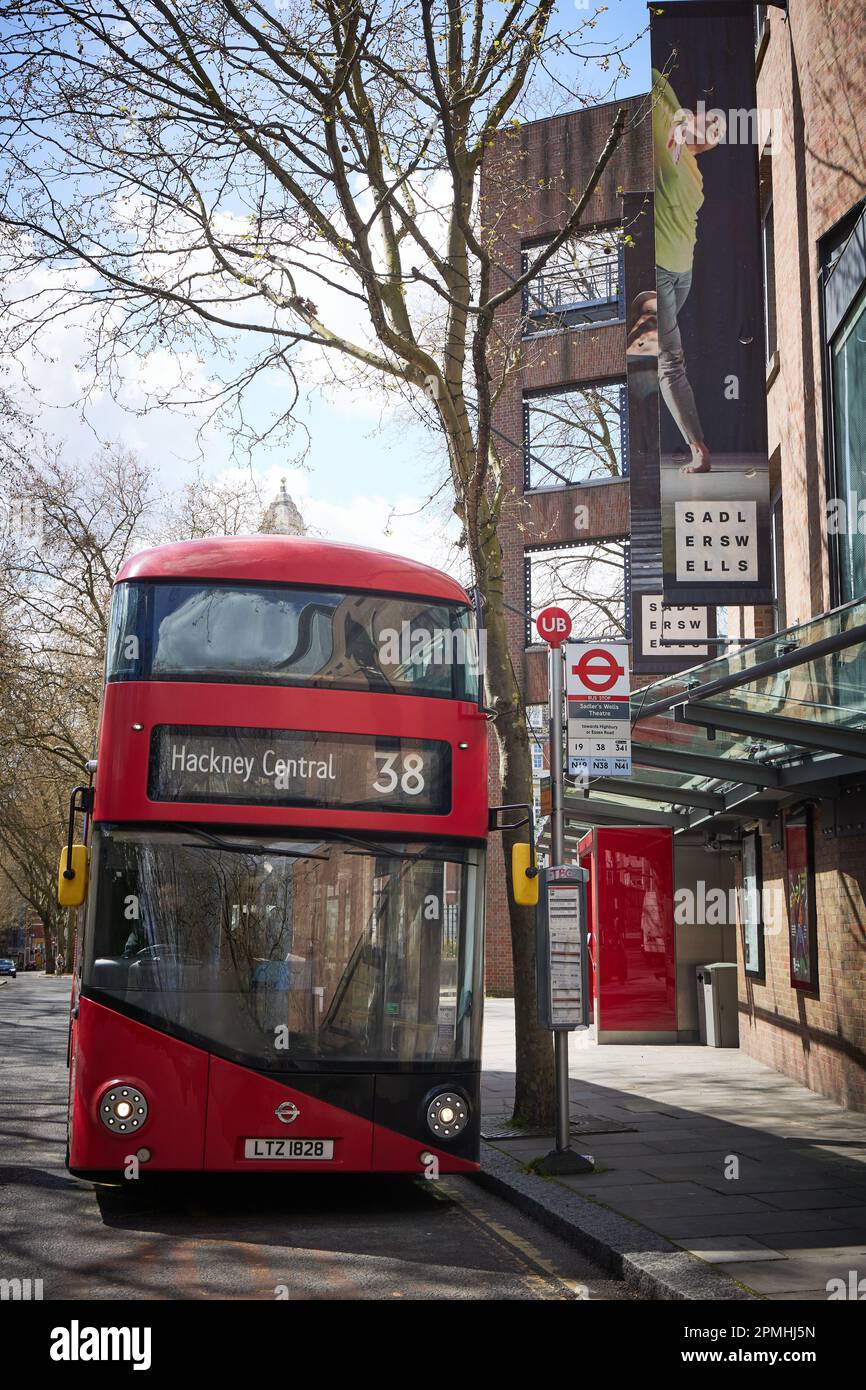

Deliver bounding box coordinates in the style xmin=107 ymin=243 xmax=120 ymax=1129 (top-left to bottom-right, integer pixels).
xmin=539 ymin=642 xmax=594 ymax=1175
xmin=548 ymin=644 xmax=571 ymax=1154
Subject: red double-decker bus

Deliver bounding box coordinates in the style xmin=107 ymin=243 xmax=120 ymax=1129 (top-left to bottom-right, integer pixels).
xmin=58 ymin=536 xmax=535 ymax=1178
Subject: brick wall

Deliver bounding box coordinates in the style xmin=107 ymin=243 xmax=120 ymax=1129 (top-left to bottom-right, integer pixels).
xmin=480 ymin=4 xmax=866 ymax=1126
xmin=758 ymin=0 xmax=866 ymax=626
xmin=481 ymin=96 xmax=649 ymax=991
xmin=738 ymin=813 xmax=866 ymax=1113
xmin=739 ymin=2 xmax=866 ymax=1109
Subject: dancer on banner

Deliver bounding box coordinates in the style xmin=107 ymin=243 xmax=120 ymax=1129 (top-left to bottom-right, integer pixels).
xmin=652 ymin=68 xmax=724 ymax=475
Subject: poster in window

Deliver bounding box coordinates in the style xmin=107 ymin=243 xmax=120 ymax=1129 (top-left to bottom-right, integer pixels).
xmin=741 ymin=830 xmax=764 ymax=978
xmin=785 ymin=810 xmax=818 ymax=991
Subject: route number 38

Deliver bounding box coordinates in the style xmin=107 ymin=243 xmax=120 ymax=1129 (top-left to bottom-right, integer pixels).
xmin=372 ymin=751 xmax=426 ymax=796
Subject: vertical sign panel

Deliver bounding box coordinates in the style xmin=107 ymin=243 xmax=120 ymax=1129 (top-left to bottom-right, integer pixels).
xmin=650 ymin=1 xmax=772 ymax=605
xmin=624 ymin=188 xmax=713 ymax=671
xmin=537 ymin=866 xmax=589 ymax=1031
xmin=566 ymin=641 xmax=631 ymax=777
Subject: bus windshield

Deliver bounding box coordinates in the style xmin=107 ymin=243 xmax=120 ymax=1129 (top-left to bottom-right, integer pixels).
xmin=106 ymin=580 xmax=481 ymax=700
xmin=84 ymin=828 xmax=484 ymax=1068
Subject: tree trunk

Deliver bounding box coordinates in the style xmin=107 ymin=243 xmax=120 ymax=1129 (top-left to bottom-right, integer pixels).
xmin=476 ymin=502 xmax=555 ymax=1128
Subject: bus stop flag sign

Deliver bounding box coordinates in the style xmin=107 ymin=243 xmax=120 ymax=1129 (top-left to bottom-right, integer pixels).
xmin=536 ymin=606 xmax=572 ymax=648
xmin=566 ymin=642 xmax=632 ymax=778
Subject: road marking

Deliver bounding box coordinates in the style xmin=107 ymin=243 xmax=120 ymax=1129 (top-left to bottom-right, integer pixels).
xmin=437 ymin=1179 xmax=590 ymax=1300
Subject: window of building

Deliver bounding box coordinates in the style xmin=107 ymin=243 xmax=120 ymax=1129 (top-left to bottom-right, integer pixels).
xmin=524 ymin=540 xmax=629 ymax=647
xmin=830 ymin=284 xmax=866 ymax=603
xmin=755 ymin=6 xmax=771 ymax=73
xmin=524 ymin=380 xmax=628 ymax=489
xmin=527 ymin=704 xmax=548 ymax=765
xmin=822 ymin=201 xmax=866 ymax=604
xmin=522 ymin=228 xmax=623 ymax=335
xmin=771 ymin=487 xmax=786 ymax=629
xmin=527 ymin=703 xmax=549 ymax=732
xmin=761 ymin=194 xmax=777 ymax=365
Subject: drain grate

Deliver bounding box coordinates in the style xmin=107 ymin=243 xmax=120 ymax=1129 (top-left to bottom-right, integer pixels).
xmin=481 ymin=1114 xmax=637 ymax=1140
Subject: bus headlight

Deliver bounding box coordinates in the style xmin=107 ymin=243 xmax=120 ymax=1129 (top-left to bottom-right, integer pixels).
xmin=425 ymin=1091 xmax=469 ymax=1140
xmin=98 ymin=1084 xmax=149 ymax=1134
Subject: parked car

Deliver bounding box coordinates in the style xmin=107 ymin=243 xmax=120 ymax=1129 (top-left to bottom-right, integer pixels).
xmin=0 ymin=958 xmax=17 ymax=979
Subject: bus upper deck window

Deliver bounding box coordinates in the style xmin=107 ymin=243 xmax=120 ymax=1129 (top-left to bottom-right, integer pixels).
xmin=105 ymin=582 xmax=144 ymax=680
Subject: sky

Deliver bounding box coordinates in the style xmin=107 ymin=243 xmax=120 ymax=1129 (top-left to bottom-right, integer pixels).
xmin=6 ymin=0 xmax=652 ymax=581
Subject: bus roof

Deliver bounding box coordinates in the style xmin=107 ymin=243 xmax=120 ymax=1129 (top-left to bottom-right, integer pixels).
xmin=115 ymin=535 xmax=470 ymax=604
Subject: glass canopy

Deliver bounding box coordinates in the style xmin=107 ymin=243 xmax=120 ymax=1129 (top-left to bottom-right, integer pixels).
xmin=563 ymin=598 xmax=866 ymax=834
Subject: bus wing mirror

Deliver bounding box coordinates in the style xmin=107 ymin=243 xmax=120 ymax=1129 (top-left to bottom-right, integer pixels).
xmin=511 ymin=842 xmax=539 ymax=907
xmin=58 ymin=845 xmax=89 ymax=908
xmin=58 ymin=783 xmax=93 ymax=907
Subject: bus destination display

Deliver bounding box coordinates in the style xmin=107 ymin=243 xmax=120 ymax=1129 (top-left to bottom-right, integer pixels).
xmin=149 ymin=725 xmax=451 ymax=814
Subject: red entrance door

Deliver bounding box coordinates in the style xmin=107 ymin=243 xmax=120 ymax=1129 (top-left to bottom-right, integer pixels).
xmin=578 ymin=827 xmax=676 ymax=1041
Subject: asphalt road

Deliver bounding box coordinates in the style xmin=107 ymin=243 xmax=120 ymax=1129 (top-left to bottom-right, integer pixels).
xmin=0 ymin=974 xmax=635 ymax=1301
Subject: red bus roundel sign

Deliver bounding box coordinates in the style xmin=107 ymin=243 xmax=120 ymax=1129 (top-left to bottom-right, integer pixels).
xmin=536 ymin=606 xmax=572 ymax=648
xmin=572 ymin=646 xmax=625 ymax=694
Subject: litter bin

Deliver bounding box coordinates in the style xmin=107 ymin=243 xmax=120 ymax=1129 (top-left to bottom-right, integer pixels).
xmin=695 ymin=962 xmax=739 ymax=1047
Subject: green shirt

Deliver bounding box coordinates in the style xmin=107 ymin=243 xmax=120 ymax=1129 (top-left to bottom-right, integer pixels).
xmin=652 ymin=69 xmax=704 ymax=274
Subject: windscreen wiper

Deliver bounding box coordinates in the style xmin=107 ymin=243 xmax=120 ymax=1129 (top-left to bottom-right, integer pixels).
xmin=321 ymin=829 xmax=425 ymax=862
xmin=176 ymin=825 xmax=329 ymax=860
xmin=325 ymin=829 xmax=465 ymax=865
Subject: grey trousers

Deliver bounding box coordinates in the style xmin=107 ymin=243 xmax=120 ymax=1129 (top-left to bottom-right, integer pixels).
xmin=656 ymin=265 xmax=704 ymax=448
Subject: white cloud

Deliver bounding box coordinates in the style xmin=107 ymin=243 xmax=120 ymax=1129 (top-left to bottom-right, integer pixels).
xmin=205 ymin=461 xmax=467 ymax=584
xmin=0 ymin=204 xmax=469 ymax=588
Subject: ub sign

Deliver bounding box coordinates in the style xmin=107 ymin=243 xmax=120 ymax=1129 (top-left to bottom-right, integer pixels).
xmin=536 ymin=606 xmax=573 ymax=649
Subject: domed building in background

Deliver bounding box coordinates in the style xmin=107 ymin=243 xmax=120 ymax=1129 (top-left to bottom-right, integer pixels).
xmin=259 ymin=477 xmax=306 ymax=536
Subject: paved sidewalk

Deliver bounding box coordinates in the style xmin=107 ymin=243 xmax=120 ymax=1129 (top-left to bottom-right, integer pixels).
xmin=482 ymin=999 xmax=866 ymax=1299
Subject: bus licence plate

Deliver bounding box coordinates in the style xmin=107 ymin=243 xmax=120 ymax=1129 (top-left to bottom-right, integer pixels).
xmin=244 ymin=1138 xmax=335 ymax=1160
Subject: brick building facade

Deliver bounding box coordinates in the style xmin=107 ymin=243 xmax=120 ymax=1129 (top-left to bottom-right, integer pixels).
xmin=736 ymin=0 xmax=866 ymax=1110
xmin=481 ymin=95 xmax=649 ymax=993
xmin=481 ymin=2 xmax=866 ymax=1112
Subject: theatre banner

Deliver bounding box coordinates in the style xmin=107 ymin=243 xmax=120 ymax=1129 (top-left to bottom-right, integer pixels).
xmin=649 ymin=0 xmax=772 ymax=606
xmin=623 ymin=188 xmax=713 ymax=673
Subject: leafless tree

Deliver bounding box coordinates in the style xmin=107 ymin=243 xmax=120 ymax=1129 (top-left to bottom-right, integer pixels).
xmin=0 ymin=0 xmax=638 ymax=1122
xmin=0 ymin=445 xmax=157 ymax=966
xmin=0 ymin=441 xmax=294 ymax=970
xmin=162 ymin=464 xmax=269 ymax=541
xmin=0 ymin=742 xmax=71 ymax=972
xmin=0 ymin=445 xmax=156 ymax=768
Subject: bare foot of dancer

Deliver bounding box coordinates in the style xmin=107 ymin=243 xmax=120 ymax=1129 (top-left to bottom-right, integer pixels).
xmin=681 ymin=440 xmax=711 ymax=474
